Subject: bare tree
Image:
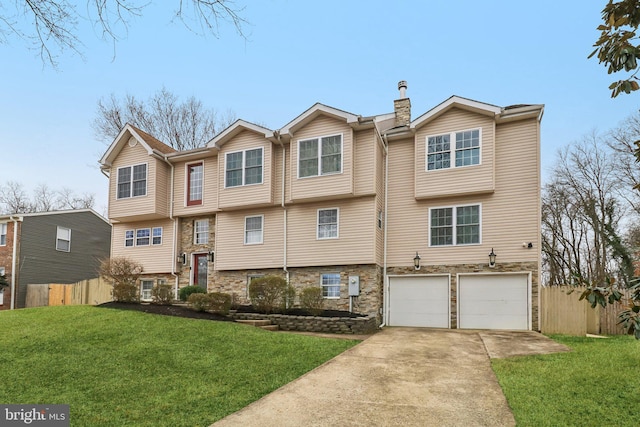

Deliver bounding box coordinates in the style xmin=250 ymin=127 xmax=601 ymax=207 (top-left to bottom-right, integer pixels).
xmin=608 ymin=111 xmax=640 ymax=215
xmin=0 ymin=1 xmax=248 ymax=67
xmin=57 ymin=187 xmax=95 ymax=210
xmin=32 ymin=183 xmax=58 ymax=212
xmin=93 ymin=87 xmax=236 ymax=150
xmin=0 ymin=181 xmax=95 ymax=214
xmin=0 ymin=181 xmax=33 ymax=213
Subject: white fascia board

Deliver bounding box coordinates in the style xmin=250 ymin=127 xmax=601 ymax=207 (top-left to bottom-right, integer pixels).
xmin=410 ymin=96 xmax=502 ymax=129
xmin=206 ymin=120 xmax=273 ymax=149
xmin=497 ymin=104 xmax=545 ymax=123
xmin=99 ymin=124 xmax=154 ymax=166
xmin=279 ymin=103 xmax=360 ymax=136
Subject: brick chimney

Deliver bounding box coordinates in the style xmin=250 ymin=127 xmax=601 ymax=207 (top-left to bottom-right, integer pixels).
xmin=394 ymin=80 xmax=411 ymax=127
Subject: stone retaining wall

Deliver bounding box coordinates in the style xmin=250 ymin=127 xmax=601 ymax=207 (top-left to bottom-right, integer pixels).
xmin=230 ymin=311 xmax=378 ymax=335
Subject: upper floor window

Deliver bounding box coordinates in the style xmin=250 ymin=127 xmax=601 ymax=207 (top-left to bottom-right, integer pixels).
xmin=187 ymin=162 xmax=203 ymax=206
xmin=56 ymin=226 xmax=71 ymax=252
xmin=225 ymin=148 xmax=263 ymax=188
xmin=429 ymin=204 xmax=480 ymax=246
xmin=126 ymin=227 xmax=162 ymax=247
xmin=298 ymin=134 xmax=342 ymax=178
xmin=152 ymin=227 xmax=163 ymax=245
xmin=125 ymin=230 xmax=134 ymax=247
xmin=427 ymin=129 xmax=480 ymax=170
xmin=317 ymin=208 xmax=339 ymax=239
xmin=117 ymin=163 xmax=147 ymax=199
xmin=244 ymin=215 xmax=263 ymax=245
xmin=194 ymin=219 xmax=209 ymax=244
xmin=0 ymin=223 xmax=6 ymax=246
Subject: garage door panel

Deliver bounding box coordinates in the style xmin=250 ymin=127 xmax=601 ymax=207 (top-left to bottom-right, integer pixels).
xmin=458 ymin=274 xmax=529 ymax=330
xmin=389 ymin=276 xmax=449 ymax=328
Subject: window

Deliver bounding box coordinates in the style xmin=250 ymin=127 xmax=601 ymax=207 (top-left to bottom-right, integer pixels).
xmin=0 ymin=267 xmax=4 ymax=305
xmin=125 ymin=230 xmax=134 ymax=247
xmin=140 ymin=280 xmax=154 ymax=301
xmin=244 ymin=216 xmax=263 ymax=244
xmin=430 ymin=204 xmax=480 ymax=246
xmin=56 ymin=226 xmax=71 ymax=252
xmin=136 ymin=229 xmax=150 ymax=246
xmin=427 ymin=129 xmax=480 ymax=170
xmin=117 ymin=164 xmax=147 ymax=199
xmin=321 ymin=273 xmax=341 ymax=298
xmin=247 ymin=274 xmax=264 ymax=298
xmin=152 ymin=227 xmax=162 ymax=245
xmin=187 ymin=162 xmax=203 ymax=205
xmin=225 ymin=148 xmax=263 ymax=187
xmin=0 ymin=223 xmax=6 ymax=246
xmin=194 ymin=220 xmax=209 ymax=244
xmin=298 ymin=134 xmax=342 ymax=178
xmin=317 ymin=208 xmax=338 ymax=239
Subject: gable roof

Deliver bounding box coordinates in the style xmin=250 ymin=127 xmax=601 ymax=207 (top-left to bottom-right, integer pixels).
xmin=410 ymin=96 xmax=502 ymax=129
xmin=206 ymin=119 xmax=273 ymax=149
xmin=99 ymin=124 xmax=176 ymax=167
xmin=0 ymin=209 xmax=110 ymax=225
xmin=279 ymin=103 xmax=360 ymax=136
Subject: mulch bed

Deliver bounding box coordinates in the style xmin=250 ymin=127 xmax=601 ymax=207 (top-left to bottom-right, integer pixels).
xmin=98 ymin=302 xmax=365 ymax=321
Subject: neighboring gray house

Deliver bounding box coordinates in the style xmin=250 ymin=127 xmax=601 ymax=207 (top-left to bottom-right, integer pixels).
xmin=0 ymin=209 xmax=111 ymax=309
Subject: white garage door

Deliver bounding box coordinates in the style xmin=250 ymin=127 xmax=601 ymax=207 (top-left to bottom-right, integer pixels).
xmin=458 ymin=274 xmax=529 ymax=330
xmin=388 ymin=276 xmax=449 ymax=328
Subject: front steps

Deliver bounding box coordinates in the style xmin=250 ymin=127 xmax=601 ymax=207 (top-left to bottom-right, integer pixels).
xmin=235 ymin=319 xmax=279 ymax=331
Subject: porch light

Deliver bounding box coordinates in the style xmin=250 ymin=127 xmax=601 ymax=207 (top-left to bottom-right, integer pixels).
xmin=413 ymin=252 xmax=421 ymax=270
xmin=208 ymin=251 xmax=215 ymax=262
xmin=488 ymin=248 xmax=497 ymax=268
xmin=179 ymin=253 xmax=187 ymax=265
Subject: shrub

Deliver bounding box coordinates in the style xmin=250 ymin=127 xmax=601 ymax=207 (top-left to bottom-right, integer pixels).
xmin=112 ymin=283 xmax=140 ymax=303
xmin=152 ymin=284 xmax=174 ymax=305
xmin=179 ymin=285 xmax=206 ymax=302
xmin=248 ymin=275 xmax=288 ymax=313
xmin=208 ymin=292 xmax=232 ymax=315
xmin=188 ymin=293 xmax=211 ymax=312
xmin=299 ymin=287 xmax=324 ymax=315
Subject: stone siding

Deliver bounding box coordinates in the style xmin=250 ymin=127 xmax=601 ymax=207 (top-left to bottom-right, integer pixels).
xmin=230 ymin=312 xmax=378 ymax=334
xmin=177 ymin=215 xmax=216 ymax=289
xmin=387 ymin=261 xmax=539 ymax=330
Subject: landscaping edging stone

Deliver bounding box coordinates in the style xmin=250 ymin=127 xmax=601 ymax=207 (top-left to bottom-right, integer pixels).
xmin=229 ymin=312 xmax=378 ymax=334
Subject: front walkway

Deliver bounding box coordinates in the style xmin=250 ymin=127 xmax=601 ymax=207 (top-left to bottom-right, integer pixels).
xmin=212 ymin=328 xmax=568 ymax=427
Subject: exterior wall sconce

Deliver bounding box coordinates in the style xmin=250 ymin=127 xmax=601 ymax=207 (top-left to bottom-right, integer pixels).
xmin=413 ymin=252 xmax=421 ymax=270
xmin=488 ymin=248 xmax=497 ymax=268
xmin=208 ymin=251 xmax=215 ymax=262
xmin=179 ymin=253 xmax=187 ymax=265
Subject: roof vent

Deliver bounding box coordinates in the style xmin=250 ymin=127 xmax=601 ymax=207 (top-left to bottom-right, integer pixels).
xmin=398 ymin=80 xmax=408 ymax=99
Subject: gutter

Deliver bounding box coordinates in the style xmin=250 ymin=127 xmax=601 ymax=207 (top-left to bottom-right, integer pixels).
xmin=9 ymin=215 xmax=21 ymax=310
xmin=160 ymin=154 xmax=180 ymax=299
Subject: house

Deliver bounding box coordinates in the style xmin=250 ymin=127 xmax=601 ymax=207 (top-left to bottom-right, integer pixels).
xmin=99 ymin=81 xmax=543 ymax=330
xmin=0 ymin=209 xmax=112 ymax=309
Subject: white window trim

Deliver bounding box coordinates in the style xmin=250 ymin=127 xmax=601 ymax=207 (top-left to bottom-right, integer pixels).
xmin=186 ymin=161 xmax=205 ymax=206
xmin=0 ymin=223 xmax=6 ymax=246
xmin=194 ymin=219 xmax=209 ymax=245
xmin=224 ymin=147 xmax=264 ymax=188
xmin=297 ymin=133 xmax=343 ymax=179
xmin=320 ymin=273 xmax=341 ymax=299
xmin=0 ymin=266 xmax=5 ymax=305
xmin=244 ymin=215 xmax=264 ymax=245
xmin=116 ymin=162 xmax=148 ymax=199
xmin=152 ymin=227 xmax=163 ymax=246
xmin=124 ymin=230 xmax=134 ymax=248
xmin=425 ymin=128 xmax=482 ymax=171
xmin=428 ymin=203 xmax=482 ymax=247
xmin=56 ymin=226 xmax=71 ymax=252
xmin=317 ymin=208 xmax=339 ymax=240
xmin=140 ymin=279 xmax=154 ymax=302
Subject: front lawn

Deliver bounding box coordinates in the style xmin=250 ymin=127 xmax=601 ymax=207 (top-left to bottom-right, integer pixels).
xmin=492 ymin=335 xmax=640 ymax=426
xmin=0 ymin=305 xmax=359 ymax=426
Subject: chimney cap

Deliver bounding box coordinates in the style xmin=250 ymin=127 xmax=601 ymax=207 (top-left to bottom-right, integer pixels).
xmin=398 ymin=80 xmax=407 ymax=90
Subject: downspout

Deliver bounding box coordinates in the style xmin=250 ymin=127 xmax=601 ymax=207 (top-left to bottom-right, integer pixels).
xmin=160 ymin=154 xmax=179 ymax=300
xmin=274 ymin=131 xmax=290 ymax=284
xmin=9 ymin=216 xmax=20 ymax=310
xmin=374 ymin=123 xmax=389 ymax=328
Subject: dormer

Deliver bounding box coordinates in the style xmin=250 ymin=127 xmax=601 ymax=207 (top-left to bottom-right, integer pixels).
xmin=208 ymin=120 xmax=275 ymax=210
xmin=100 ymin=124 xmax=176 ymax=222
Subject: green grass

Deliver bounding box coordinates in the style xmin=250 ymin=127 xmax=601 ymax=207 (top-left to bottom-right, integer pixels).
xmin=492 ymin=335 xmax=640 ymax=427
xmin=0 ymin=305 xmax=359 ymax=427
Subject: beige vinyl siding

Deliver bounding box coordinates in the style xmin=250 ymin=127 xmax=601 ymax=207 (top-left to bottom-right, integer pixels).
xmin=286 ymin=198 xmax=376 ymax=267
xmin=108 ymin=141 xmax=169 ymax=221
xmin=289 ymin=115 xmax=354 ymax=202
xmin=111 ymin=219 xmax=174 ymax=273
xmin=218 ymin=130 xmax=273 ymax=209
xmin=354 ymin=129 xmax=376 ymax=196
xmin=386 ymin=117 xmax=539 ymax=267
xmin=215 ymin=207 xmax=284 ymax=270
xmin=414 ymin=108 xmax=495 ymax=199
xmin=375 ymin=134 xmax=386 ymax=264
xmin=173 ymin=157 xmax=219 ymax=216
xmin=272 ymin=144 xmax=286 ymax=205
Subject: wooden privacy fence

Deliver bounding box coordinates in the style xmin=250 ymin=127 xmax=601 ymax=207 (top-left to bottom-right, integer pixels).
xmin=540 ymin=286 xmax=631 ymax=336
xmin=25 ymin=278 xmax=113 ymax=308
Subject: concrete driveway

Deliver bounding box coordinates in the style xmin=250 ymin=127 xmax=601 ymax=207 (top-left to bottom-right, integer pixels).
xmin=212 ymin=328 xmax=569 ymax=427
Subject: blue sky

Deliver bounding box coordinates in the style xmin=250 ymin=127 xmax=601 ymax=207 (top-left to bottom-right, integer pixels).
xmin=1 ymin=0 xmax=638 ymax=214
